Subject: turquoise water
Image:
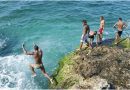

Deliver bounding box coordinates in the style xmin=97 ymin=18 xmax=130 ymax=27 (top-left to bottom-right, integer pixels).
xmin=0 ymin=1 xmax=130 ymax=89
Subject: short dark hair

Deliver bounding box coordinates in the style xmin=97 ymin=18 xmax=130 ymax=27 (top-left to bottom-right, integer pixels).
xmin=82 ymin=20 xmax=87 ymax=23
xmin=101 ymin=16 xmax=104 ymax=20
xmin=34 ymin=45 xmax=39 ymax=50
xmin=119 ymin=18 xmax=122 ymax=21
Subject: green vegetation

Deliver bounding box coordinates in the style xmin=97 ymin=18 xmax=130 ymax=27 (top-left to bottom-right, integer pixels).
xmin=50 ymin=37 xmax=130 ymax=89
xmin=120 ymin=38 xmax=130 ymax=48
xmin=50 ymin=52 xmax=78 ymax=89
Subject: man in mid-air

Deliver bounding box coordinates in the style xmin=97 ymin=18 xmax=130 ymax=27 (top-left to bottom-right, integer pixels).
xmin=113 ymin=18 xmax=127 ymax=45
xmin=22 ymin=43 xmax=53 ymax=84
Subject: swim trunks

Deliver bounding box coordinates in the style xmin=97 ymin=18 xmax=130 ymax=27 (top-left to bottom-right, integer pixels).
xmin=89 ymin=35 xmax=94 ymax=40
xmin=34 ymin=64 xmax=42 ymax=69
xmin=98 ymin=28 xmax=103 ymax=34
xmin=117 ymin=31 xmax=122 ymax=37
xmin=80 ymin=34 xmax=88 ymax=43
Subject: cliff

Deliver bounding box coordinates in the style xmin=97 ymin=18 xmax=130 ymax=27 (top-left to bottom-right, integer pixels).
xmin=50 ymin=38 xmax=130 ymax=89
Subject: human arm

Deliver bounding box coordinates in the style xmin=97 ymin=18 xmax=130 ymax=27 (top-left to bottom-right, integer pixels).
xmin=102 ymin=20 xmax=105 ymax=30
xmin=82 ymin=25 xmax=89 ymax=37
xmin=113 ymin=22 xmax=117 ymax=28
xmin=123 ymin=22 xmax=127 ymax=28
xmin=22 ymin=43 xmax=34 ymax=55
xmin=82 ymin=27 xmax=86 ymax=36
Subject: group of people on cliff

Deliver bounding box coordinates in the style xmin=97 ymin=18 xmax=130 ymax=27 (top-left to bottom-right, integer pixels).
xmin=21 ymin=16 xmax=127 ymax=84
xmin=80 ymin=16 xmax=127 ymax=49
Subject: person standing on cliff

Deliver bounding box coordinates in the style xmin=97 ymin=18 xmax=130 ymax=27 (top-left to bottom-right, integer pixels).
xmin=22 ymin=43 xmax=53 ymax=84
xmin=97 ymin=16 xmax=105 ymax=45
xmin=113 ymin=18 xmax=127 ymax=45
xmin=80 ymin=20 xmax=90 ymax=49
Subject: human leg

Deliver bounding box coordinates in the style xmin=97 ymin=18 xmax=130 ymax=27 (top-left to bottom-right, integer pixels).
xmin=40 ymin=65 xmax=53 ymax=84
xmin=80 ymin=42 xmax=83 ymax=49
xmin=29 ymin=64 xmax=36 ymax=77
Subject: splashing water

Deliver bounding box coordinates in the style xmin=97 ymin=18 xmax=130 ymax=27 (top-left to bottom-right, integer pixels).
xmin=0 ymin=34 xmax=8 ymax=49
xmin=0 ymin=55 xmax=40 ymax=89
xmin=0 ymin=1 xmax=130 ymax=89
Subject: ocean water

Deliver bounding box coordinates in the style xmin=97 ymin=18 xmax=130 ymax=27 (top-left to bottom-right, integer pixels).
xmin=0 ymin=1 xmax=130 ymax=89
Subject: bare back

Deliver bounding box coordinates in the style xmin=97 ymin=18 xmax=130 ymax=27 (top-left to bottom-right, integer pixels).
xmin=83 ymin=25 xmax=90 ymax=36
xmin=33 ymin=50 xmax=43 ymax=64
xmin=117 ymin=21 xmax=124 ymax=31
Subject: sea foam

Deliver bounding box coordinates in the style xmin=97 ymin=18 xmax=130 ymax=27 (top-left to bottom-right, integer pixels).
xmin=0 ymin=55 xmax=38 ymax=89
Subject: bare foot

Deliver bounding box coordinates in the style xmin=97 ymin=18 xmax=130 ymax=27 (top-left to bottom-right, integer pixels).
xmin=50 ymin=78 xmax=53 ymax=84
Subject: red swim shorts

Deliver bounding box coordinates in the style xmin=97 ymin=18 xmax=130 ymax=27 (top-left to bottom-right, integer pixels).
xmin=98 ymin=28 xmax=103 ymax=34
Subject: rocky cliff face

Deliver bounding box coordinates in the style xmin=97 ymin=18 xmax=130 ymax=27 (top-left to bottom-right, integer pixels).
xmin=50 ymin=38 xmax=130 ymax=89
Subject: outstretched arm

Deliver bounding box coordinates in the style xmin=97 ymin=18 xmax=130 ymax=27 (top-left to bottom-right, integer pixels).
xmin=113 ymin=22 xmax=117 ymax=28
xmin=22 ymin=43 xmax=34 ymax=55
xmin=123 ymin=22 xmax=127 ymax=28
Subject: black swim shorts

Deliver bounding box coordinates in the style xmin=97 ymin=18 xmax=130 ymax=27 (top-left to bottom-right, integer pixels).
xmin=118 ymin=31 xmax=122 ymax=37
xmin=89 ymin=35 xmax=94 ymax=40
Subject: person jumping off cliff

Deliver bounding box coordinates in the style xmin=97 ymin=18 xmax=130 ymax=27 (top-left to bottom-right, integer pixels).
xmin=22 ymin=43 xmax=53 ymax=84
xmin=113 ymin=18 xmax=127 ymax=45
xmin=80 ymin=20 xmax=90 ymax=49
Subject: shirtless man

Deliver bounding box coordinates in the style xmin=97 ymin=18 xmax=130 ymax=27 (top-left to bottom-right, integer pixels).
xmin=113 ymin=18 xmax=127 ymax=45
xmin=97 ymin=16 xmax=105 ymax=45
xmin=22 ymin=43 xmax=53 ymax=84
xmin=80 ymin=20 xmax=90 ymax=49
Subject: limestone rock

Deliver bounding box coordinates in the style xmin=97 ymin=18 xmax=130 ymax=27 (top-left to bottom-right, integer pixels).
xmin=50 ymin=45 xmax=130 ymax=89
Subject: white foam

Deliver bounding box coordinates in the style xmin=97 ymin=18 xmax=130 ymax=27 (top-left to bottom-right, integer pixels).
xmin=0 ymin=55 xmax=38 ymax=89
xmin=0 ymin=34 xmax=9 ymax=49
xmin=0 ymin=39 xmax=7 ymax=49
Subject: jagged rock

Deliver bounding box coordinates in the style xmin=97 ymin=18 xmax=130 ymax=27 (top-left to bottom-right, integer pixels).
xmin=50 ymin=39 xmax=130 ymax=89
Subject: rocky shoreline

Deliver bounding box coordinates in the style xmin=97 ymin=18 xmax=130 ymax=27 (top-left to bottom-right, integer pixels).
xmin=50 ymin=38 xmax=130 ymax=89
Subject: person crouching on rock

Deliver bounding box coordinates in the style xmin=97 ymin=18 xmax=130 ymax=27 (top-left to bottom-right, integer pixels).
xmin=80 ymin=20 xmax=90 ymax=49
xmin=88 ymin=31 xmax=97 ymax=48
